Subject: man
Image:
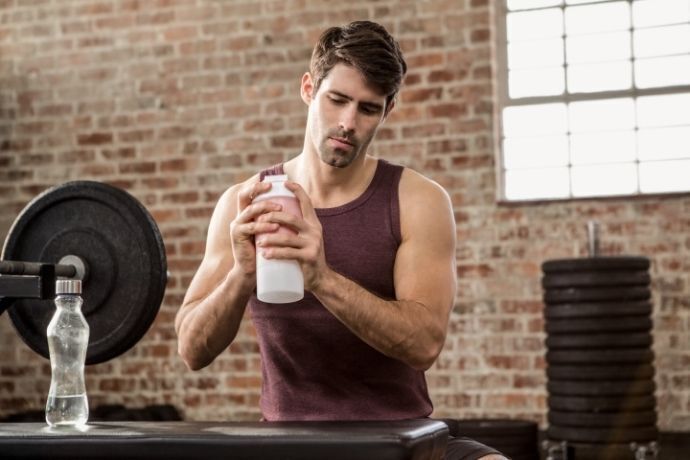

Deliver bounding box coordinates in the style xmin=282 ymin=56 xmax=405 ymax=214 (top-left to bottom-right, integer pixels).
xmin=175 ymin=21 xmax=507 ymax=460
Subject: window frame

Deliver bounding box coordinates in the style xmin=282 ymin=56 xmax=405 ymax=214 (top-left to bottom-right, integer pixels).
xmin=493 ymin=0 xmax=690 ymax=203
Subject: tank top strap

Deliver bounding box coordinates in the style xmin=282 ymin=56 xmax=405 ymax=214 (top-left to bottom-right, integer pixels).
xmin=373 ymin=159 xmax=404 ymax=245
xmin=259 ymin=163 xmax=285 ymax=181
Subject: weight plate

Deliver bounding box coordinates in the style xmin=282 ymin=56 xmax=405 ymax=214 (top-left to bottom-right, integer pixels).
xmin=544 ymin=301 xmax=652 ymax=319
xmin=548 ymin=395 xmax=656 ymax=412
xmin=547 ymin=364 xmax=655 ymax=381
xmin=544 ymin=286 xmax=650 ymax=304
xmin=545 ymin=316 xmax=652 ymax=334
xmin=547 ymin=425 xmax=658 ymax=444
xmin=546 ymin=349 xmax=654 ymax=365
xmin=545 ymin=333 xmax=653 ymax=349
xmin=2 ymin=181 xmax=167 ymax=364
xmin=542 ymin=271 xmax=650 ymax=288
xmin=548 ymin=410 xmax=657 ymax=428
xmin=547 ymin=379 xmax=656 ymax=396
xmin=542 ymin=257 xmax=650 ymax=273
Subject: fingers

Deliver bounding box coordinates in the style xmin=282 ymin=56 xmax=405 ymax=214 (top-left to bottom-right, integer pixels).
xmin=238 ymin=181 xmax=272 ymax=209
xmin=284 ymin=181 xmax=318 ymax=221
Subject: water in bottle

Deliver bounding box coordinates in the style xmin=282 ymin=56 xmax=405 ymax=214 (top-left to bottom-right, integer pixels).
xmin=45 ymin=279 xmax=90 ymax=427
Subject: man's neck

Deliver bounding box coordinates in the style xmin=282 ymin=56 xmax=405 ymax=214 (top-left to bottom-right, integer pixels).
xmin=284 ymin=151 xmax=377 ymax=209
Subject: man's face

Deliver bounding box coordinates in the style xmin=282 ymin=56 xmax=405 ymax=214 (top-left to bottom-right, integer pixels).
xmin=303 ymin=64 xmax=389 ymax=168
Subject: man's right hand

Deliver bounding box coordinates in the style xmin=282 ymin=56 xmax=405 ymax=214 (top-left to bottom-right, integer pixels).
xmin=229 ymin=181 xmax=282 ymax=277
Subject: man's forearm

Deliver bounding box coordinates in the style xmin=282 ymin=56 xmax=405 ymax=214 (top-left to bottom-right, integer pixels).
xmin=177 ymin=267 xmax=255 ymax=370
xmin=311 ymin=268 xmax=447 ymax=371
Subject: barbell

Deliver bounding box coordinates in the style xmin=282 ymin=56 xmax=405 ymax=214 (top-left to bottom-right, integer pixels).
xmin=0 ymin=181 xmax=167 ymax=365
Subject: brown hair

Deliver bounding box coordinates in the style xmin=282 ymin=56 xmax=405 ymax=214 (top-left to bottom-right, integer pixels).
xmin=310 ymin=21 xmax=407 ymax=113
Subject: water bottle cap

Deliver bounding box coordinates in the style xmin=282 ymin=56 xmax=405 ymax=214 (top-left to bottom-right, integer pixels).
xmin=56 ymin=279 xmax=82 ymax=295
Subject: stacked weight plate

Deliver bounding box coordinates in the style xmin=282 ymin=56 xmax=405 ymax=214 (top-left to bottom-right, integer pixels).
xmin=542 ymin=256 xmax=658 ymax=460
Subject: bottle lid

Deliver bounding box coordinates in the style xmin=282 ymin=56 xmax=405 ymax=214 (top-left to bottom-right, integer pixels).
xmin=56 ymin=279 xmax=82 ymax=295
xmin=253 ymin=174 xmax=295 ymax=201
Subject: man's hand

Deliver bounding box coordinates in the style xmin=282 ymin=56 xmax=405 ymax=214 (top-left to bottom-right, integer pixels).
xmin=255 ymin=180 xmax=329 ymax=291
xmin=229 ymin=181 xmax=282 ymax=277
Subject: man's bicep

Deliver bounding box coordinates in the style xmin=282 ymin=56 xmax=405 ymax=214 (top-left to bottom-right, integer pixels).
xmin=181 ymin=187 xmax=237 ymax=310
xmin=394 ymin=176 xmax=457 ymax=312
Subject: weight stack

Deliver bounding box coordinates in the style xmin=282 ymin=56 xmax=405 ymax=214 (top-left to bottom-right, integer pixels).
xmin=542 ymin=256 xmax=658 ymax=460
xmin=441 ymin=419 xmax=539 ymax=460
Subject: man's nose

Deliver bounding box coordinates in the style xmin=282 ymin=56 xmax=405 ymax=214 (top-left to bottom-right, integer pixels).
xmin=338 ymin=105 xmax=357 ymax=133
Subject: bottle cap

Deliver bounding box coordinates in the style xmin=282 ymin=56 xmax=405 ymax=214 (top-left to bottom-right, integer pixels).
xmin=253 ymin=174 xmax=295 ymax=201
xmin=56 ymin=279 xmax=82 ymax=295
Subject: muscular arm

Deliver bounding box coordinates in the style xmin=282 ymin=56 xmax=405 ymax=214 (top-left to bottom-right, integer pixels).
xmin=261 ymin=169 xmax=457 ymax=370
xmin=175 ymin=178 xmax=281 ymax=370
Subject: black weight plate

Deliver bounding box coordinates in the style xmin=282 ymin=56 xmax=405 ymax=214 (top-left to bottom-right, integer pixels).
xmin=2 ymin=181 xmax=167 ymax=364
xmin=542 ymin=257 xmax=650 ymax=273
xmin=548 ymin=410 xmax=657 ymax=428
xmin=548 ymin=395 xmax=656 ymax=412
xmin=547 ymin=379 xmax=656 ymax=396
xmin=542 ymin=271 xmax=650 ymax=288
xmin=544 ymin=301 xmax=652 ymax=319
xmin=544 ymin=286 xmax=650 ymax=303
xmin=545 ymin=316 xmax=652 ymax=334
xmin=547 ymin=425 xmax=658 ymax=444
xmin=546 ymin=349 xmax=654 ymax=365
xmin=547 ymin=364 xmax=655 ymax=381
xmin=545 ymin=333 xmax=653 ymax=349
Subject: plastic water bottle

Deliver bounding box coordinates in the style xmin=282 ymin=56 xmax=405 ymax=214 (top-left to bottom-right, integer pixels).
xmin=253 ymin=174 xmax=304 ymax=303
xmin=45 ymin=279 xmax=89 ymax=427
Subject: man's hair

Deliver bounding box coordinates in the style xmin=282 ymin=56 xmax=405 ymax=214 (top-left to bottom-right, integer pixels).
xmin=310 ymin=21 xmax=407 ymax=113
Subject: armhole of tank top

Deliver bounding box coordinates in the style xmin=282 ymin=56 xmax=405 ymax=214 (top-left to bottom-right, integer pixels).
xmin=390 ymin=165 xmax=403 ymax=246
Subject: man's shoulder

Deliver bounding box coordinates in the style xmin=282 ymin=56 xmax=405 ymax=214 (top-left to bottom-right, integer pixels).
xmin=399 ymin=166 xmax=450 ymax=203
xmin=216 ymin=173 xmax=262 ymax=208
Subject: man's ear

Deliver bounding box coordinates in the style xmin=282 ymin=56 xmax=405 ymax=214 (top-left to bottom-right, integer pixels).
xmin=300 ymin=72 xmax=314 ymax=105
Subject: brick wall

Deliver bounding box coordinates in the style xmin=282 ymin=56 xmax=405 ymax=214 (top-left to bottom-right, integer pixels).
xmin=1 ymin=0 xmax=689 ymax=430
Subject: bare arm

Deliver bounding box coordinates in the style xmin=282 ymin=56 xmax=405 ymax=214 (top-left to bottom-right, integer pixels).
xmin=259 ymin=169 xmax=456 ymax=370
xmin=174 ymin=178 xmax=281 ymax=370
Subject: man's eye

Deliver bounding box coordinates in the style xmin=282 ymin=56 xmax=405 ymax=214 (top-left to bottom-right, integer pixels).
xmin=329 ymin=97 xmax=346 ymax=105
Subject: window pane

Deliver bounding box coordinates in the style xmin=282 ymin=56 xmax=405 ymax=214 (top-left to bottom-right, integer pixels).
xmin=505 ymin=167 xmax=570 ymax=199
xmin=566 ymin=32 xmax=631 ymax=64
xmin=509 ymin=38 xmax=564 ymax=69
xmin=503 ymin=103 xmax=568 ymax=137
xmin=508 ymin=8 xmax=563 ymax=42
xmin=633 ymin=0 xmax=690 ymax=28
xmin=638 ymin=126 xmax=690 ymax=161
xmin=639 ymin=159 xmax=690 ymax=193
xmin=637 ymin=93 xmax=690 ymax=127
xmin=635 ymin=55 xmax=690 ymax=88
xmin=569 ymin=98 xmax=635 ymax=132
xmin=509 ymin=67 xmax=565 ymax=98
xmin=508 ymin=0 xmax=561 ymax=11
xmin=634 ymin=24 xmax=690 ymax=58
xmin=503 ymin=135 xmax=569 ymax=169
xmin=571 ymin=131 xmax=636 ymax=165
xmin=567 ymin=61 xmax=632 ymax=93
xmin=571 ymin=163 xmax=638 ymax=196
xmin=565 ymin=2 xmax=630 ymax=35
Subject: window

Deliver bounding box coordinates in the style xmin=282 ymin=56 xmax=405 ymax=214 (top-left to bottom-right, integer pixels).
xmin=496 ymin=0 xmax=690 ymax=201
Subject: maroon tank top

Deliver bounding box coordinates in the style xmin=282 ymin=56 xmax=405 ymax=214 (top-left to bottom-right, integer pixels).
xmin=249 ymin=159 xmax=433 ymax=421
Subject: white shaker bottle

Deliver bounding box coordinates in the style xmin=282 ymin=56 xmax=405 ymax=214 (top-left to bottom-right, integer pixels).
xmin=252 ymin=175 xmax=304 ymax=303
